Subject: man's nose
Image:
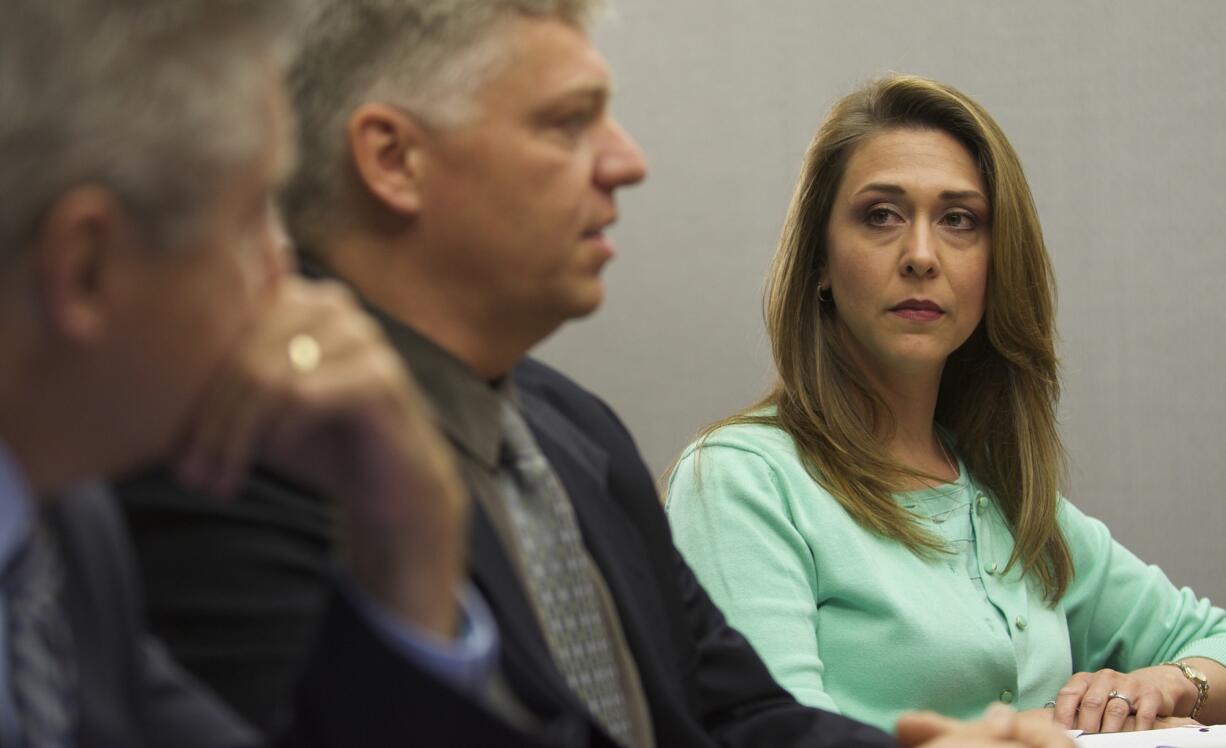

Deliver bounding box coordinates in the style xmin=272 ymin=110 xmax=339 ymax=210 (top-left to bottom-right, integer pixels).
xmin=597 ymin=118 xmax=648 ymax=190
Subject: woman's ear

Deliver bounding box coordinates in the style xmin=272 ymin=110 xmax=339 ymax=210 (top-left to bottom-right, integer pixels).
xmin=347 ymin=103 xmax=428 ymax=217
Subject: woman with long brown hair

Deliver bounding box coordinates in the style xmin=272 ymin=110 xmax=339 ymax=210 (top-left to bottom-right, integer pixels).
xmin=665 ymin=74 xmax=1226 ymax=735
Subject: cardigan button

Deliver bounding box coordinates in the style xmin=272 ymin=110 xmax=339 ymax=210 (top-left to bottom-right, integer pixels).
xmin=1014 ymin=616 xmax=1027 ymax=631
xmin=986 ymin=562 xmax=999 ymax=575
xmin=999 ymin=689 xmax=1015 ymax=704
xmin=976 ymin=494 xmax=988 ymax=513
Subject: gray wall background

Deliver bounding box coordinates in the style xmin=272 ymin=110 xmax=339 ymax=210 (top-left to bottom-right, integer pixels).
xmin=537 ymin=1 xmax=1226 ymax=601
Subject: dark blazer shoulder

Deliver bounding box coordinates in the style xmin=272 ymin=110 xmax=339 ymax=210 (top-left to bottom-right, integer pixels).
xmin=513 ymin=359 xmax=645 ymax=476
xmin=512 ymin=357 xmax=665 ymax=540
xmin=514 ymin=358 xmax=620 ymax=427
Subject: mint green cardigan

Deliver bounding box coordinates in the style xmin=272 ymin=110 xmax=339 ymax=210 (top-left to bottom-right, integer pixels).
xmin=664 ymin=420 xmax=1226 ymax=731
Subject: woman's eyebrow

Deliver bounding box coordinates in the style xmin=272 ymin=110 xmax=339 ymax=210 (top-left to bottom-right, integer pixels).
xmin=853 ymin=183 xmax=985 ymax=202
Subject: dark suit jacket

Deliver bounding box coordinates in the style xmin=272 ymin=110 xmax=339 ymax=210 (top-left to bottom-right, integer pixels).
xmin=52 ymin=484 xmax=541 ymax=747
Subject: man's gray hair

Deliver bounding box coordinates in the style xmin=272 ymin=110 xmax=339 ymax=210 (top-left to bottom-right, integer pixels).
xmin=285 ymin=0 xmax=606 ymax=252
xmin=0 ymin=0 xmax=294 ymax=260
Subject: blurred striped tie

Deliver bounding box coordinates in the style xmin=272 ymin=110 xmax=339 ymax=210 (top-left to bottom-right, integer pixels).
xmin=5 ymin=521 xmax=76 ymax=748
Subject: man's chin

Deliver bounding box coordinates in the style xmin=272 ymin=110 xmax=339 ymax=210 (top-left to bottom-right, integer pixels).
xmin=565 ymin=284 xmax=605 ymax=320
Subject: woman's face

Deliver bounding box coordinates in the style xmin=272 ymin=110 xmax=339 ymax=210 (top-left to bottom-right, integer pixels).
xmin=823 ymin=127 xmax=990 ymax=384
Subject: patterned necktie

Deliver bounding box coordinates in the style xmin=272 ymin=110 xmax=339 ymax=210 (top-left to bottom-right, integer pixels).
xmin=497 ymin=400 xmax=634 ymax=747
xmin=4 ymin=520 xmax=76 ymax=748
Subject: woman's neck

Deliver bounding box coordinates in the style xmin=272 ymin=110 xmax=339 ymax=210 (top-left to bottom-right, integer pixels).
xmin=847 ymin=348 xmax=957 ymax=486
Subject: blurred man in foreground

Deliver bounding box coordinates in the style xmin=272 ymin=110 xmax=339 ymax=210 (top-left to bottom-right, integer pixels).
xmin=0 ymin=0 xmax=538 ymax=743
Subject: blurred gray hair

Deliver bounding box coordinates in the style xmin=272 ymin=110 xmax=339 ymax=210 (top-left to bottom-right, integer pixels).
xmin=285 ymin=0 xmax=606 ymax=252
xmin=0 ymin=0 xmax=296 ymax=259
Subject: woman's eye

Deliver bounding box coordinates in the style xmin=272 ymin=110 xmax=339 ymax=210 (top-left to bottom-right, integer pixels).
xmin=942 ymin=211 xmax=977 ymax=230
xmin=866 ymin=207 xmax=899 ymax=226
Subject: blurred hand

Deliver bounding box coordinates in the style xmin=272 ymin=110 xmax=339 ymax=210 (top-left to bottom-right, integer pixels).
xmin=174 ymin=277 xmax=467 ymax=637
xmin=897 ymin=704 xmax=1073 ymax=748
xmin=1052 ymin=666 xmax=1198 ymax=733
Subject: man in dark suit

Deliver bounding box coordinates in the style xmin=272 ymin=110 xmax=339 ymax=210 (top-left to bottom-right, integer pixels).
xmin=0 ymin=0 xmax=549 ymax=744
xmin=120 ymin=1 xmax=1072 ymax=747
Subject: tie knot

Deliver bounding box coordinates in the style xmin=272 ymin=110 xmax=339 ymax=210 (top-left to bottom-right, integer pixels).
xmin=499 ymin=401 xmax=541 ymax=467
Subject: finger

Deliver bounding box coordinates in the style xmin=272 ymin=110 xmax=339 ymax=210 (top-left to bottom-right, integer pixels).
xmin=896 ymin=711 xmax=970 ymax=747
xmin=1076 ymin=671 xmax=1119 ymax=733
xmin=171 ymin=285 xmax=308 ymax=489
xmin=188 ymin=293 xmax=369 ymax=494
xmin=899 ymin=708 xmax=1072 ymax=748
xmin=174 ymin=361 xmax=253 ymax=493
xmin=255 ymin=347 xmax=403 ymax=491
xmin=982 ymin=702 xmax=1017 ymax=738
xmin=1131 ymin=683 xmax=1162 ymax=732
xmin=1053 ymin=673 xmax=1090 ymax=728
xmin=1153 ymin=716 xmax=1201 ymax=728
xmin=208 ymin=377 xmax=293 ymax=498
xmin=1008 ymin=708 xmax=1077 ymax=748
xmin=1100 ymin=691 xmax=1132 ymax=734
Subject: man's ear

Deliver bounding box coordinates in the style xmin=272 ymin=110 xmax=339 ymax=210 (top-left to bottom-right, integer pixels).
xmin=347 ymin=103 xmax=429 ymax=217
xmin=32 ymin=186 xmax=136 ymax=343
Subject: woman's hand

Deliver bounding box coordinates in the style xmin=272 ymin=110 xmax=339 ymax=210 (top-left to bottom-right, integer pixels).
xmin=1052 ymin=666 xmax=1199 ymax=733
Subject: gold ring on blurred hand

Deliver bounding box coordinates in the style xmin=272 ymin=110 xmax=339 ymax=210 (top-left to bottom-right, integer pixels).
xmin=288 ymin=333 xmax=321 ymax=374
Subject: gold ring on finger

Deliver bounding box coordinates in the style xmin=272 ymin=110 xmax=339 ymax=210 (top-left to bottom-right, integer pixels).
xmin=288 ymin=333 xmax=322 ymax=374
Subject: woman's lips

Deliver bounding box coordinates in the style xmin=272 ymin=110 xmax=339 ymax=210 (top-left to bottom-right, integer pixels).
xmin=889 ymin=299 xmax=944 ymax=322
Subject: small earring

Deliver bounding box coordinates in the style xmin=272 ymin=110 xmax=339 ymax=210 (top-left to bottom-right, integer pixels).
xmin=817 ymin=284 xmax=832 ymax=303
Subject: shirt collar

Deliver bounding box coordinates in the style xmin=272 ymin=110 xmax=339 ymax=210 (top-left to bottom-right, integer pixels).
xmin=378 ymin=313 xmax=512 ymax=471
xmin=298 ymin=254 xmax=513 ymax=470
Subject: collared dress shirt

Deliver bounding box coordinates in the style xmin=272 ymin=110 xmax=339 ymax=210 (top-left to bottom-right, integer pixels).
xmin=665 ymin=417 xmax=1226 ymax=731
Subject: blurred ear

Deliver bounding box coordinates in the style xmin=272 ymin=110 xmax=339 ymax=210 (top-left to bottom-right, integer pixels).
xmin=32 ymin=186 xmax=138 ymax=343
xmin=347 ymin=102 xmax=429 ymax=217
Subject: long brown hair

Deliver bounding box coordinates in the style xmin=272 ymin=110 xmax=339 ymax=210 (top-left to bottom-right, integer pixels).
xmin=696 ymin=74 xmax=1071 ymax=602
